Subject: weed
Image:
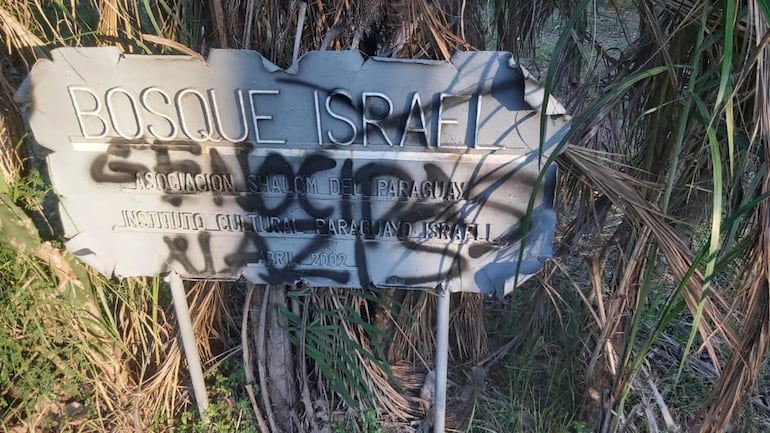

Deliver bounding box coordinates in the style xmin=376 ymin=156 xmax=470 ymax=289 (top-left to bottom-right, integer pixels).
xmin=178 ymin=359 xmax=258 ymax=433
xmin=278 ymin=288 xmax=400 ymax=412
xmin=568 ymin=420 xmax=591 ymax=433
xmin=9 ymin=166 xmax=46 ymax=211
xmin=0 ymin=239 xmax=93 ymax=430
xmin=469 ymin=282 xmax=588 ymax=432
xmin=332 ymin=409 xmax=383 ymax=433
xmin=179 ymin=400 xmax=259 ymax=433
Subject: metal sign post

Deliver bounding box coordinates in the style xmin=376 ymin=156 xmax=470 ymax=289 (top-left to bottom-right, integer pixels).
xmin=167 ymin=272 xmax=209 ymax=419
xmin=434 ymin=283 xmax=451 ymax=433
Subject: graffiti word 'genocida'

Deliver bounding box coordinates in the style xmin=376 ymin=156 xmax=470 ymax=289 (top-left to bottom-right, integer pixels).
xmin=67 ymin=86 xmax=487 ymax=148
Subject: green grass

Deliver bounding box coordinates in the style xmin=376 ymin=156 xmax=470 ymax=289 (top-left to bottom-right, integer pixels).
xmin=179 ymin=360 xmax=259 ymax=433
xmin=467 ymin=282 xmax=588 ymax=433
xmin=332 ymin=409 xmax=384 ymax=433
xmin=0 ymin=170 xmax=210 ymax=432
xmin=0 ymin=234 xmax=95 ymax=431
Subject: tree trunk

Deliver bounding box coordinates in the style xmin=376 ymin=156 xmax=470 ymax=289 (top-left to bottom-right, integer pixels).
xmin=251 ymin=284 xmax=300 ymax=432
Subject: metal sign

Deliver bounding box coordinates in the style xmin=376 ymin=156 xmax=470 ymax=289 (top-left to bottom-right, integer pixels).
xmin=18 ymin=48 xmax=568 ymax=295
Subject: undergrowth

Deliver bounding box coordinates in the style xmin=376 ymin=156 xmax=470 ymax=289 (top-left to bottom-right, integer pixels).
xmin=468 ymin=281 xmax=588 ymax=433
xmin=179 ymin=359 xmax=259 ymax=433
xmin=0 ymin=237 xmax=95 ymax=431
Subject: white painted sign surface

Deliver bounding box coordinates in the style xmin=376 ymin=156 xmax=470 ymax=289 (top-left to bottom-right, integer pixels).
xmin=19 ymin=48 xmax=568 ymax=295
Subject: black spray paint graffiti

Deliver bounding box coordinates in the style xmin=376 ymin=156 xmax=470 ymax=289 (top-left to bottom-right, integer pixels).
xmin=89 ymin=136 xmax=545 ymax=290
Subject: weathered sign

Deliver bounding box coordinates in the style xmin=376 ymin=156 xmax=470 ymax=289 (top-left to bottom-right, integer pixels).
xmin=18 ymin=48 xmax=568 ymax=295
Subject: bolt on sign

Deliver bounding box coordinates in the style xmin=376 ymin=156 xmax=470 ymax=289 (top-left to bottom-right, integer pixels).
xmin=18 ymin=48 xmax=569 ymax=295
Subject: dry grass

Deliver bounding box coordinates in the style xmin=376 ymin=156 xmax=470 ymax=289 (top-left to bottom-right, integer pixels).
xmin=2 ymin=1 xmax=770 ymax=432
